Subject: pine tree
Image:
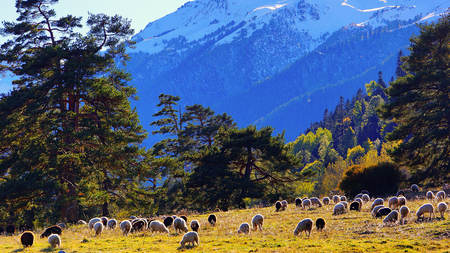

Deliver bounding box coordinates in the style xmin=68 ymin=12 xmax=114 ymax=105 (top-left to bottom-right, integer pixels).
xmin=395 ymin=50 xmax=407 ymax=78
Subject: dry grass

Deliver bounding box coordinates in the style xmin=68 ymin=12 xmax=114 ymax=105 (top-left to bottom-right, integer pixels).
xmin=2 ymin=196 xmax=450 ymax=252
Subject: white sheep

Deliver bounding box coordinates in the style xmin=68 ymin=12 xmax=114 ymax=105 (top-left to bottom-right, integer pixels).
xmin=252 ymin=214 xmax=264 ymax=231
xmin=436 ymin=191 xmax=446 ymax=201
xmin=399 ymin=206 xmax=410 ymax=225
xmin=88 ymin=218 xmax=101 ymax=229
xmin=293 ymin=218 xmax=313 ymax=237
xmin=48 ymin=234 xmax=61 ymax=248
xmin=322 ymin=197 xmax=330 ymax=205
xmin=426 ymin=191 xmax=435 ymax=201
xmin=173 ymin=217 xmax=189 ymax=235
xmin=371 ymin=205 xmax=386 ymax=218
xmin=333 ymin=203 xmax=345 ymax=215
xmin=310 ymin=197 xmax=322 ymax=207
xmin=120 ymin=220 xmax=132 ymax=236
xmin=362 ymin=194 xmax=370 ymax=203
xmin=371 ymin=198 xmax=384 ymax=210
xmin=383 ymin=210 xmax=399 ymax=224
xmin=149 ymin=220 xmax=169 ymax=234
xmin=397 ymin=196 xmax=407 ymax=207
xmin=180 ymin=231 xmax=199 ymax=248
xmin=332 ymin=195 xmax=340 ymax=204
xmin=340 ymin=196 xmax=347 ymax=202
xmin=438 ymin=202 xmax=448 ymax=219
xmin=237 ymin=222 xmax=250 ymax=234
xmin=302 ymin=199 xmax=311 ymax=209
xmin=388 ymin=197 xmax=398 ymax=209
xmin=340 ymin=201 xmax=348 ymax=209
xmin=281 ymin=200 xmax=288 ymax=211
xmin=93 ymin=221 xmax=103 ymax=236
xmin=416 ymin=203 xmax=435 ymax=221
xmin=107 ymin=219 xmax=117 ymax=229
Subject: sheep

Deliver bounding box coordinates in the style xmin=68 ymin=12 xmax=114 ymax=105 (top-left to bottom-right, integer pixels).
xmin=100 ymin=217 xmax=108 ymax=226
xmin=173 ymin=217 xmax=189 ymax=235
xmin=333 ymin=203 xmax=345 ymax=215
xmin=302 ymin=198 xmax=311 ymax=209
xmin=132 ymin=219 xmax=146 ymax=232
xmin=208 ymin=214 xmax=217 ymax=226
xmin=371 ymin=198 xmax=384 ymax=210
xmin=237 ymin=222 xmax=250 ymax=235
xmin=332 ymin=195 xmax=340 ymax=204
xmin=120 ymin=220 xmax=132 ymax=236
xmin=361 ymin=190 xmax=370 ymax=196
xmin=426 ymin=191 xmax=435 ymax=201
xmin=5 ymin=224 xmax=15 ymax=236
xmin=355 ymin=198 xmax=363 ymax=207
xmin=322 ymin=197 xmax=330 ymax=205
xmin=372 ymin=205 xmax=386 ymax=218
xmin=20 ymin=231 xmax=35 ymax=247
xmin=40 ymin=225 xmax=62 ymax=238
xmin=163 ymin=216 xmax=174 ymax=228
xmin=399 ymin=206 xmax=410 ymax=224
xmin=93 ymin=221 xmax=103 ymax=236
xmin=411 ymin=184 xmax=419 ymax=192
xmin=130 ymin=215 xmax=137 ymax=219
xmin=397 ymin=196 xmax=407 ymax=207
xmin=275 ymin=201 xmax=282 ymax=211
xmin=315 ymin=218 xmax=326 ymax=231
xmin=281 ymin=200 xmax=288 ymax=210
xmin=88 ymin=218 xmax=101 ymax=229
xmin=436 ymin=191 xmax=446 ymax=201
xmin=383 ymin=210 xmax=399 ymax=224
xmin=293 ymin=218 xmax=313 ymax=237
xmin=190 ymin=220 xmax=199 ymax=232
xmin=295 ymin=198 xmax=302 ymax=207
xmin=340 ymin=201 xmax=348 ymax=209
xmin=180 ymin=231 xmax=199 ymax=248
xmin=56 ymin=223 xmax=66 ymax=229
xmin=310 ymin=197 xmax=323 ymax=207
xmin=77 ymin=220 xmax=87 ymax=225
xmin=48 ymin=234 xmax=61 ymax=248
xmin=350 ymin=201 xmax=361 ymax=211
xmin=340 ymin=196 xmax=347 ymax=202
xmin=180 ymin=215 xmax=188 ymax=223
xmin=375 ymin=207 xmax=392 ymax=219
xmin=149 ymin=220 xmax=169 ymax=234
xmin=416 ymin=203 xmax=435 ymax=221
xmin=251 ymin=214 xmax=264 ymax=231
xmin=362 ymin=194 xmax=370 ymax=203
xmin=107 ymin=219 xmax=117 ymax=229
xmin=388 ymin=197 xmax=398 ymax=209
xmin=438 ymin=202 xmax=448 ymax=219
xmin=355 ymin=193 xmax=363 ymax=199
xmin=396 ymin=190 xmax=405 ymax=197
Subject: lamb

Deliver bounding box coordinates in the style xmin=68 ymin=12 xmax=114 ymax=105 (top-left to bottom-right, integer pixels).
xmin=372 ymin=205 xmax=386 ymax=218
xmin=5 ymin=224 xmax=15 ymax=236
xmin=237 ymin=223 xmax=250 ymax=234
xmin=416 ymin=203 xmax=435 ymax=221
xmin=426 ymin=191 xmax=435 ymax=201
xmin=120 ymin=220 xmax=132 ymax=236
xmin=173 ymin=217 xmax=189 ymax=235
xmin=48 ymin=234 xmax=61 ymax=248
xmin=107 ymin=219 xmax=117 ymax=229
xmin=362 ymin=194 xmax=370 ymax=203
xmin=88 ymin=218 xmax=101 ymax=229
xmin=180 ymin=231 xmax=199 ymax=248
xmin=396 ymin=190 xmax=405 ymax=197
xmin=302 ymin=198 xmax=311 ymax=209
xmin=333 ymin=203 xmax=346 ymax=215
xmin=281 ymin=200 xmax=288 ymax=210
xmin=375 ymin=207 xmax=392 ymax=219
xmin=295 ymin=198 xmax=302 ymax=207
xmin=383 ymin=210 xmax=399 ymax=224
xmin=388 ymin=197 xmax=398 ymax=209
xmin=438 ymin=202 xmax=448 ymax=219
xmin=252 ymin=214 xmax=264 ymax=231
xmin=20 ymin=231 xmax=34 ymax=247
xmin=371 ymin=198 xmax=384 ymax=210
xmin=397 ymin=196 xmax=407 ymax=207
xmin=93 ymin=221 xmax=103 ymax=236
xmin=411 ymin=184 xmax=419 ymax=192
xmin=350 ymin=201 xmax=361 ymax=211
xmin=40 ymin=225 xmax=62 ymax=238
xmin=340 ymin=196 xmax=347 ymax=202
xmin=190 ymin=220 xmax=200 ymax=232
xmin=293 ymin=218 xmax=313 ymax=237
xmin=436 ymin=191 xmax=446 ymax=201
xmin=149 ymin=220 xmax=169 ymax=234
xmin=164 ymin=216 xmax=174 ymax=228
xmin=208 ymin=214 xmax=217 ymax=226
xmin=332 ymin=195 xmax=340 ymax=204
xmin=315 ymin=218 xmax=326 ymax=231
xmin=322 ymin=197 xmax=330 ymax=205
xmin=310 ymin=197 xmax=323 ymax=207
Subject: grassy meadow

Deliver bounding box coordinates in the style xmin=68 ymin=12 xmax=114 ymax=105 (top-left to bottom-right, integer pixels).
xmin=2 ymin=193 xmax=450 ymax=252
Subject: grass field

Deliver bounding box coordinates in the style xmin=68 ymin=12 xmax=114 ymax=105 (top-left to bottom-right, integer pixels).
xmin=2 ymin=194 xmax=450 ymax=253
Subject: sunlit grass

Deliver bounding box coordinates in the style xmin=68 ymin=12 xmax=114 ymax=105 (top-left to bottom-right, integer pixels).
xmin=2 ymin=196 xmax=450 ymax=252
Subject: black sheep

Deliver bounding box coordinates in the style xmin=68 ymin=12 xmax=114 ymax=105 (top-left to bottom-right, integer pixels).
xmin=375 ymin=207 xmax=392 ymax=219
xmin=100 ymin=217 xmax=108 ymax=226
xmin=190 ymin=221 xmax=199 ymax=232
xmin=6 ymin=224 xmax=15 ymax=236
xmin=208 ymin=214 xmax=217 ymax=226
xmin=396 ymin=190 xmax=405 ymax=197
xmin=315 ymin=218 xmax=326 ymax=231
xmin=20 ymin=231 xmax=35 ymax=247
xmin=131 ymin=220 xmax=146 ymax=232
xmin=350 ymin=201 xmax=361 ymax=211
xmin=295 ymin=198 xmax=302 ymax=207
xmin=180 ymin=215 xmax=188 ymax=223
xmin=40 ymin=225 xmax=62 ymax=238
xmin=275 ymin=201 xmax=282 ymax=211
xmin=163 ymin=216 xmax=174 ymax=228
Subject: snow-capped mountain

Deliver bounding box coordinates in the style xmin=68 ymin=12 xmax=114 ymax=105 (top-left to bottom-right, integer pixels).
xmin=126 ymin=0 xmax=450 ymax=145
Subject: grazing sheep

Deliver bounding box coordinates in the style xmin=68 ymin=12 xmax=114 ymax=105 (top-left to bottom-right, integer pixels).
xmin=397 ymin=196 xmax=407 ymax=207
xmin=411 ymin=184 xmax=419 ymax=192
xmin=149 ymin=220 xmax=169 ymax=234
xmin=173 ymin=217 xmax=189 ymax=234
xmin=132 ymin=219 xmax=146 ymax=232
xmin=355 ymin=198 xmax=363 ymax=207
xmin=350 ymin=201 xmax=361 ymax=211
xmin=355 ymin=193 xmax=363 ymax=199
xmin=383 ymin=210 xmax=399 ymax=224
xmin=388 ymin=197 xmax=398 ymax=209
xmin=362 ymin=194 xmax=370 ymax=203
xmin=438 ymin=202 xmax=448 ymax=219
xmin=120 ymin=220 xmax=132 ymax=236
xmin=322 ymin=197 xmax=330 ymax=205
xmin=302 ymin=198 xmax=311 ymax=209
xmin=237 ymin=223 xmax=250 ymax=235
xmin=426 ymin=191 xmax=435 ymax=201
xmin=190 ymin=220 xmax=199 ymax=232
xmin=315 ymin=218 xmax=326 ymax=231
xmin=281 ymin=200 xmax=288 ymax=211
xmin=251 ymin=214 xmax=264 ymax=231
xmin=295 ymin=198 xmax=302 ymax=207
xmin=416 ymin=203 xmax=435 ymax=221
xmin=48 ymin=234 xmax=61 ymax=248
xmin=180 ymin=231 xmax=199 ymax=248
xmin=164 ymin=216 xmax=174 ymax=228
xmin=107 ymin=219 xmax=117 ymax=229
xmin=5 ymin=225 xmax=15 ymax=236
xmin=88 ymin=218 xmax=101 ymax=229
xmin=375 ymin=207 xmax=392 ymax=219
xmin=340 ymin=201 xmax=348 ymax=209
xmin=77 ymin=220 xmax=87 ymax=225
xmin=172 ymin=215 xmax=178 ymax=219
xmin=293 ymin=218 xmax=313 ymax=237
xmin=180 ymin=215 xmax=188 ymax=223
xmin=130 ymin=215 xmax=137 ymax=219
xmin=310 ymin=197 xmax=323 ymax=207
xmin=436 ymin=191 xmax=446 ymax=201
xmin=372 ymin=205 xmax=386 ymax=218
xmin=93 ymin=221 xmax=103 ymax=236
xmin=208 ymin=214 xmax=217 ymax=226
xmin=396 ymin=190 xmax=405 ymax=197
xmin=100 ymin=217 xmax=108 ymax=226
xmin=333 ymin=203 xmax=346 ymax=215
xmin=275 ymin=201 xmax=282 ymax=211
xmin=40 ymin=225 xmax=62 ymax=238
xmin=371 ymin=198 xmax=384 ymax=210
xmin=332 ymin=195 xmax=340 ymax=204
xmin=340 ymin=196 xmax=347 ymax=202
xmin=399 ymin=206 xmax=410 ymax=224
xmin=20 ymin=231 xmax=35 ymax=247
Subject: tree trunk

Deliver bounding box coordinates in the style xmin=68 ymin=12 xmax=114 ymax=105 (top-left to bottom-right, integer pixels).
xmin=102 ymin=202 xmax=110 ymax=217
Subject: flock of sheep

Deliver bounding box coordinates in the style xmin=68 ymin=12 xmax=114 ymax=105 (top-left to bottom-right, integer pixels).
xmin=12 ymin=183 xmax=450 ymax=250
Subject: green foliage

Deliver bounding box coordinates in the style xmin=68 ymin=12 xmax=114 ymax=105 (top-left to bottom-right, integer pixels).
xmin=346 ymin=145 xmax=365 ymax=164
